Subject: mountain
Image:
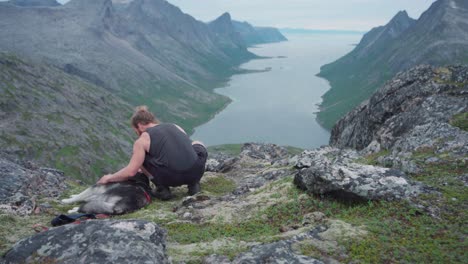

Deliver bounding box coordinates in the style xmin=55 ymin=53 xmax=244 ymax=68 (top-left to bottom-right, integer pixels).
xmin=317 ymin=0 xmax=468 ymax=129
xmin=0 ymin=53 xmax=134 ymax=182
xmin=0 ymin=0 xmax=253 ymax=132
xmin=209 ymin=13 xmax=249 ymax=55
xmin=6 ymin=0 xmax=60 ymax=6
xmin=232 ymin=20 xmax=287 ymax=45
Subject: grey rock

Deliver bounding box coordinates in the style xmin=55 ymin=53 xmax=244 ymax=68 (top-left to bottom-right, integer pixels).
xmin=331 ymin=65 xmax=468 ymax=173
xmin=0 ymin=158 xmax=68 ymax=215
xmin=203 ymin=254 xmax=231 ymax=264
xmin=302 ymin=212 xmax=326 ymax=226
xmin=240 ymin=143 xmax=290 ymax=161
xmin=293 ymin=147 xmax=432 ymax=201
xmin=3 ymin=220 xmax=169 ymax=264
xmin=205 ymin=158 xmax=220 ymax=172
xmin=232 ymin=240 xmax=323 ymax=264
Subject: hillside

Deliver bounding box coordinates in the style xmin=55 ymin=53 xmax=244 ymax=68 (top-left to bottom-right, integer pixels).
xmin=317 ymin=0 xmax=468 ymax=129
xmin=0 ymin=53 xmax=134 ymax=183
xmin=0 ymin=0 xmax=253 ymax=132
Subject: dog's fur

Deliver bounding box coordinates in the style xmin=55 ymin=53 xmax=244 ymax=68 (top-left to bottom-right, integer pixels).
xmin=61 ymin=173 xmax=152 ymax=215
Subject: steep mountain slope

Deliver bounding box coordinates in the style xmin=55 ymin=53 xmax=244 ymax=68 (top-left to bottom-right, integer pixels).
xmin=0 ymin=53 xmax=134 ymax=183
xmin=317 ymin=0 xmax=468 ymax=129
xmin=0 ymin=0 xmax=253 ymax=131
xmin=232 ymin=20 xmax=287 ymax=46
xmin=209 ymin=13 xmax=250 ymax=57
xmin=7 ymin=0 xmax=60 ymax=6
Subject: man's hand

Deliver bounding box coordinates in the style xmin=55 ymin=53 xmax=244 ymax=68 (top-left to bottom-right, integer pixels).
xmin=97 ymin=174 xmax=113 ymax=185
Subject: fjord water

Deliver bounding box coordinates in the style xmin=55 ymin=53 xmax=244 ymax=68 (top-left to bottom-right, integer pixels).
xmin=192 ymin=33 xmax=363 ymax=149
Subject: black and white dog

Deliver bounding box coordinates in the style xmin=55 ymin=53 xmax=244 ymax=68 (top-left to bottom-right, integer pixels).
xmin=61 ymin=173 xmax=152 ymax=215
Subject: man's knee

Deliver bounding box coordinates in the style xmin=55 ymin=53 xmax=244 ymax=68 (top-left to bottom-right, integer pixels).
xmin=192 ymin=140 xmax=205 ymax=147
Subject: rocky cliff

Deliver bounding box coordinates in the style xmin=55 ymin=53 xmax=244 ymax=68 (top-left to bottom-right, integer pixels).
xmin=2 ymin=62 xmax=466 ymax=263
xmin=318 ymin=0 xmax=468 ymax=129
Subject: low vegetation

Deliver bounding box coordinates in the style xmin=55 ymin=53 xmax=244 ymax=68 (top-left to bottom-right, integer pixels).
xmin=450 ymin=112 xmax=468 ymax=131
xmin=1 ymin=146 xmax=465 ymax=263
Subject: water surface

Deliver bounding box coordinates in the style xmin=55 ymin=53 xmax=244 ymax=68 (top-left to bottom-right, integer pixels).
xmin=192 ymin=33 xmax=362 ymax=149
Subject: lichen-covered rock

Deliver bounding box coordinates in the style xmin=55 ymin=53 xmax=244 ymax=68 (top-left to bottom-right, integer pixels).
xmin=0 ymin=158 xmax=68 ymax=215
xmin=293 ymin=147 xmax=432 ymax=201
xmin=240 ymin=143 xmax=290 ymax=162
xmin=2 ymin=220 xmax=169 ymax=264
xmin=231 ymin=240 xmax=323 ymax=264
xmin=330 ymin=65 xmax=467 ymax=173
xmin=202 ymin=219 xmax=367 ymax=264
xmin=331 ymin=65 xmax=467 ymax=151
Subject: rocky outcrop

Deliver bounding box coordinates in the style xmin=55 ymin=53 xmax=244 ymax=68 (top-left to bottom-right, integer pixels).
xmin=0 ymin=157 xmax=68 ymax=215
xmin=293 ymin=147 xmax=433 ymax=202
xmin=330 ymin=65 xmax=467 ymax=173
xmin=3 ymin=220 xmax=169 ymax=264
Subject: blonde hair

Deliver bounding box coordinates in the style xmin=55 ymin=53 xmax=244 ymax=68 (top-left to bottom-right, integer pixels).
xmin=131 ymin=105 xmax=159 ymax=128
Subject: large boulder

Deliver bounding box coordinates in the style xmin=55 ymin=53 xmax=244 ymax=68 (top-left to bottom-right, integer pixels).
xmin=2 ymin=220 xmax=169 ymax=264
xmin=293 ymin=147 xmax=432 ymax=201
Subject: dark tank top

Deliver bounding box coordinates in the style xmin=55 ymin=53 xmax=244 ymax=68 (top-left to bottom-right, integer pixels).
xmin=143 ymin=123 xmax=197 ymax=172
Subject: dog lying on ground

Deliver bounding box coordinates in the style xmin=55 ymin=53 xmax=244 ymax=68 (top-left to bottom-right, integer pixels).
xmin=61 ymin=173 xmax=152 ymax=215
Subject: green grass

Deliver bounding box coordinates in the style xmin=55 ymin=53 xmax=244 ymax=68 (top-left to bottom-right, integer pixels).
xmin=207 ymin=144 xmax=243 ymax=156
xmin=450 ymin=112 xmax=468 ymax=131
xmin=354 ymin=149 xmax=391 ymax=166
xmin=334 ymin=148 xmax=467 ymax=263
xmin=201 ymin=175 xmax=236 ymax=196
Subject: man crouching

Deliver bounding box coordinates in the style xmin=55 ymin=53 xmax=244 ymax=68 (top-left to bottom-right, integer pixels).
xmin=97 ymin=105 xmax=207 ymax=200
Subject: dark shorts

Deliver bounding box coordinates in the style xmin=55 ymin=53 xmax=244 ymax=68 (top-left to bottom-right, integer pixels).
xmin=151 ymin=144 xmax=208 ymax=187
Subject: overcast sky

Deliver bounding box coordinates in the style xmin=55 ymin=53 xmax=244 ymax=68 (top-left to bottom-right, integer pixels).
xmin=25 ymin=0 xmax=437 ymax=31
xmin=166 ymin=0 xmax=437 ymax=31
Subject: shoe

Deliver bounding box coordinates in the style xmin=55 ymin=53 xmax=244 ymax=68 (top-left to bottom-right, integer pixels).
xmin=187 ymin=182 xmax=201 ymax=196
xmin=152 ymin=185 xmax=172 ymax=201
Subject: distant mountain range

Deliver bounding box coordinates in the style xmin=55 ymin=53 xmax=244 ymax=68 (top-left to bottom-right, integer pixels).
xmin=280 ymin=28 xmax=365 ymax=35
xmin=0 ymin=0 xmax=287 ymax=182
xmin=317 ymin=0 xmax=468 ymax=129
xmin=233 ymin=20 xmax=288 ymax=45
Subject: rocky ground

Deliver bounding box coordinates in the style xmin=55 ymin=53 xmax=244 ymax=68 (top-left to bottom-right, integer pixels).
xmin=1 ymin=65 xmax=466 ymax=263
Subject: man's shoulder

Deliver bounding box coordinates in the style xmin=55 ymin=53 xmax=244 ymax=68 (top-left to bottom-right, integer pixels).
xmin=136 ymin=132 xmax=151 ymax=147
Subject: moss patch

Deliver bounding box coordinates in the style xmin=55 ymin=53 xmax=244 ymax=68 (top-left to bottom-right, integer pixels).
xmin=208 ymin=144 xmax=243 ymax=156
xmin=450 ymin=112 xmax=468 ymax=131
xmin=201 ymin=175 xmax=236 ymax=196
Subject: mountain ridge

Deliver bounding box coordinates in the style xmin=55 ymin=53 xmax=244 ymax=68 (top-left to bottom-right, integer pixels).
xmin=317 ymin=0 xmax=468 ymax=129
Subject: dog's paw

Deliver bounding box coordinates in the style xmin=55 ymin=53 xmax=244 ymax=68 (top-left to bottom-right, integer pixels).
xmin=67 ymin=207 xmax=79 ymax=214
xmin=61 ymin=198 xmax=75 ymax=204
